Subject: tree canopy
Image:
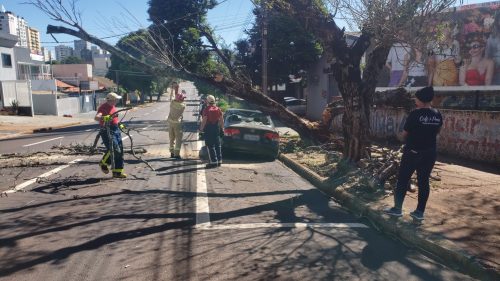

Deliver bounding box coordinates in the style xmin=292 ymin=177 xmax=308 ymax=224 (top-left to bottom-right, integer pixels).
xmin=60 ymin=56 xmax=84 ymax=64
xmin=235 ymin=9 xmax=322 ymax=87
xmin=106 ymin=30 xmax=154 ymax=93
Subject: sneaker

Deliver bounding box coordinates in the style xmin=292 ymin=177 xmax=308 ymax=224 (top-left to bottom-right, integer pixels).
xmin=174 ymin=155 xmax=182 ymax=160
xmin=384 ymin=207 xmax=403 ymax=217
xmin=112 ymin=172 xmax=127 ymax=179
xmin=206 ymin=163 xmax=218 ymax=169
xmin=99 ymin=163 xmax=109 ymax=174
xmin=410 ymin=210 xmax=424 ymax=221
xmin=170 ymin=152 xmax=175 ymax=158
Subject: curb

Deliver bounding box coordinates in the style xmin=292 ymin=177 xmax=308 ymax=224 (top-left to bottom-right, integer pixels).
xmin=32 ymin=122 xmax=83 ymax=133
xmin=279 ymin=153 xmax=499 ymax=281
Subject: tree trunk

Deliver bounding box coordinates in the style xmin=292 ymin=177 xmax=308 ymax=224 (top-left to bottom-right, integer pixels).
xmin=340 ymin=83 xmax=371 ymax=162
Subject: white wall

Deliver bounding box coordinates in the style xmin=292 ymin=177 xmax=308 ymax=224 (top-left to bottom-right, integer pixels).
xmin=0 ymin=46 xmax=16 ymax=80
xmin=0 ymin=80 xmax=30 ymax=107
xmin=52 ymin=64 xmax=93 ymax=81
xmin=56 ymin=97 xmax=80 ymax=116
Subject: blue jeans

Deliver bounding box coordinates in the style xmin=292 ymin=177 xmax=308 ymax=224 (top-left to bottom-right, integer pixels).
xmin=394 ymin=147 xmax=437 ymax=213
xmin=204 ymin=124 xmax=222 ymax=164
xmin=100 ymin=127 xmax=124 ymax=170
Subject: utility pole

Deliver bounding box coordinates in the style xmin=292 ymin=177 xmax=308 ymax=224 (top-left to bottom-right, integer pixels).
xmin=261 ymin=0 xmax=268 ymax=96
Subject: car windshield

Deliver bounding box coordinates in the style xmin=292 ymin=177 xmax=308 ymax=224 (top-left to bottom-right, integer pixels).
xmin=226 ymin=111 xmax=271 ymax=125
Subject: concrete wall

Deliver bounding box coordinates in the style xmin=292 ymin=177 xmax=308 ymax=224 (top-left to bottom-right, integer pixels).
xmin=31 ymin=79 xmax=56 ymax=91
xmin=439 ymin=110 xmax=500 ymax=163
xmin=0 ymin=47 xmax=16 ymax=81
xmin=32 ymin=93 xmax=57 ymax=115
xmin=331 ymin=108 xmax=500 ymax=164
xmin=0 ymin=80 xmax=31 ymax=107
xmin=52 ymin=64 xmax=93 ymax=81
xmin=56 ymin=97 xmax=80 ymax=116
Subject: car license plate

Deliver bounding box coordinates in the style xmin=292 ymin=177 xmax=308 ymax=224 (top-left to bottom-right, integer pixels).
xmin=243 ymin=134 xmax=260 ymax=141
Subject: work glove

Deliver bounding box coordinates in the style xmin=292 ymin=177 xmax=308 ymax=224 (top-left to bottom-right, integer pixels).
xmin=119 ymin=123 xmax=126 ymax=130
xmin=102 ymin=115 xmax=112 ymax=122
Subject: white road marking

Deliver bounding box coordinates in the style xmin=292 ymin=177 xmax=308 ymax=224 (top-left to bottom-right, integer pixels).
xmin=195 ymin=141 xmax=211 ymax=228
xmin=84 ymin=129 xmax=92 ymax=132
xmin=197 ymin=222 xmax=368 ymax=230
xmin=143 ymin=113 xmax=150 ymax=116
xmin=22 ymin=137 xmax=64 ymax=147
xmin=23 ymin=200 xmax=36 ymax=207
xmin=192 ymin=139 xmax=368 ymax=231
xmin=7 ymin=159 xmax=83 ymax=194
xmin=122 ymin=135 xmax=130 ymax=141
xmin=142 ymin=125 xmax=152 ymax=130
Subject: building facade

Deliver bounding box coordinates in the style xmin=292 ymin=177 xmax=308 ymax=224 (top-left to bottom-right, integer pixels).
xmin=92 ymin=53 xmax=111 ymax=76
xmin=0 ymin=9 xmax=28 ymax=48
xmin=0 ymin=32 xmax=18 ymax=81
xmin=55 ymin=45 xmax=73 ymax=61
xmin=74 ymin=40 xmax=90 ymax=59
xmin=26 ymin=26 xmax=40 ymax=53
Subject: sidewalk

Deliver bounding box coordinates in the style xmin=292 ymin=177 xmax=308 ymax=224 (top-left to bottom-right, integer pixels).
xmin=0 ymin=112 xmax=96 ymax=140
xmin=280 ymin=152 xmax=500 ymax=281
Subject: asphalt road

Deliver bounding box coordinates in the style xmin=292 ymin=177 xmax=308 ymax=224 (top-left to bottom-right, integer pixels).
xmin=0 ymin=83 xmax=472 ymax=280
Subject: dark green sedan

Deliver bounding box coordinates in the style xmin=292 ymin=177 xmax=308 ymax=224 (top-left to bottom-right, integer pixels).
xmin=222 ymin=109 xmax=280 ymax=159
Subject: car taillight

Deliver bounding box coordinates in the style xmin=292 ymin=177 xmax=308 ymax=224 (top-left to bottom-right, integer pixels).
xmin=264 ymin=132 xmax=279 ymax=141
xmin=224 ymin=128 xmax=240 ymax=136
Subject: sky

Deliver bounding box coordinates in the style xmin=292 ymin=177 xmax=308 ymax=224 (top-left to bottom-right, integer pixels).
xmin=0 ymin=0 xmax=493 ymax=54
xmin=1 ymin=0 xmax=255 ymax=52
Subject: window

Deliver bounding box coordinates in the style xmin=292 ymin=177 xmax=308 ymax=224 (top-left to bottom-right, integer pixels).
xmin=2 ymin=53 xmax=12 ymax=68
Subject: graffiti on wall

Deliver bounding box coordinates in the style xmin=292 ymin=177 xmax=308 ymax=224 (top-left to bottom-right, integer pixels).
xmin=330 ymin=108 xmax=500 ymax=163
xmin=432 ymin=92 xmax=500 ymax=109
xmin=439 ymin=110 xmax=500 ymax=162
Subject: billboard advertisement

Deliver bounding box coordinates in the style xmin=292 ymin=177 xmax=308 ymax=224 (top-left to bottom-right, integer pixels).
xmin=384 ymin=1 xmax=500 ymax=88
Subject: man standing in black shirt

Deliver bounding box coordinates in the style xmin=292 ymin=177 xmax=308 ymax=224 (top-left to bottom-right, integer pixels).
xmin=385 ymin=86 xmax=443 ymax=221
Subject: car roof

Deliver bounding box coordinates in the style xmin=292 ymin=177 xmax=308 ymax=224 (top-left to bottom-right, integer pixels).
xmin=226 ymin=108 xmax=264 ymax=114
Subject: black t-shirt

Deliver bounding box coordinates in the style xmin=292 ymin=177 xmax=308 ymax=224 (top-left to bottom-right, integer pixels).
xmin=404 ymin=108 xmax=443 ymax=150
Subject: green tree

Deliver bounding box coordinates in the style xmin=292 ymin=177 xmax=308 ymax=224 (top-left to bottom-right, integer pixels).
xmin=235 ymin=11 xmax=322 ymax=87
xmin=106 ymin=30 xmax=154 ymax=101
xmin=60 ymin=56 xmax=84 ymax=64
xmin=147 ymin=0 xmax=217 ymax=73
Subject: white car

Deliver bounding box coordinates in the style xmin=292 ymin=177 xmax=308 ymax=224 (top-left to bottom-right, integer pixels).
xmin=284 ymin=98 xmax=306 ymax=115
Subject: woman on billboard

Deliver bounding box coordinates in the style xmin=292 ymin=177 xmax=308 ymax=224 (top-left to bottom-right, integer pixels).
xmin=427 ymin=22 xmax=461 ymax=86
xmin=485 ymin=13 xmax=500 ymax=84
xmin=459 ymin=32 xmax=494 ymax=86
xmin=399 ymin=48 xmax=428 ymax=87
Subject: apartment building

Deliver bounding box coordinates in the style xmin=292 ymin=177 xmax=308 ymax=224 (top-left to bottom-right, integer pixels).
xmin=74 ymin=39 xmax=90 ymax=59
xmin=0 ymin=8 xmax=28 ymax=48
xmin=55 ymin=45 xmax=73 ymax=61
xmin=27 ymin=26 xmax=41 ymax=53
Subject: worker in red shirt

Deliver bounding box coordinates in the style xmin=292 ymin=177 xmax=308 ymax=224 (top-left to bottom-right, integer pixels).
xmin=94 ymin=92 xmax=127 ymax=178
xmin=199 ymin=95 xmax=224 ymax=168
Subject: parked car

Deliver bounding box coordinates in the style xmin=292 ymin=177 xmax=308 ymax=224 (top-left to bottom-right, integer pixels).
xmin=222 ymin=108 xmax=280 ymax=159
xmin=284 ymin=98 xmax=306 ymax=115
